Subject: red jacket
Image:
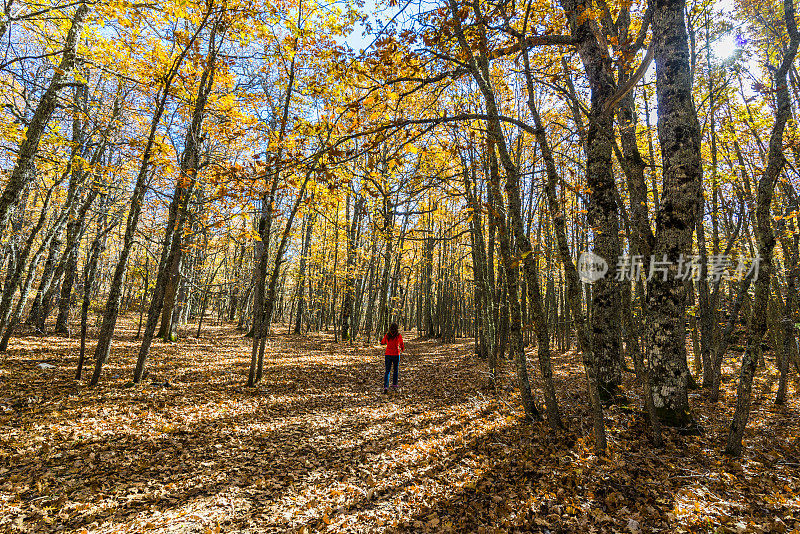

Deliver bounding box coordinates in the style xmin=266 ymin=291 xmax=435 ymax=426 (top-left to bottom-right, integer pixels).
xmin=381 ymin=333 xmax=404 ymax=356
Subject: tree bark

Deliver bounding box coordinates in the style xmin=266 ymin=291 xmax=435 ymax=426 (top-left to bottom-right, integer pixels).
xmin=725 ymin=0 xmax=799 ymax=456
xmin=0 ymin=178 xmax=63 ymax=346
xmin=528 ymin=87 xmax=607 ymax=454
xmin=340 ymin=193 xmax=364 ymax=341
xmin=76 ymin=196 xmax=113 ymax=380
xmin=487 ymin=142 xmax=542 ymax=423
xmin=134 ymin=22 xmax=222 ymax=383
xmin=293 ymin=206 xmax=315 ymax=334
xmin=0 ymin=3 xmax=89 ymax=230
xmin=645 ymin=0 xmax=704 ymax=427
xmin=559 ymin=0 xmax=624 ymax=404
xmin=89 ymin=10 xmax=210 ymax=386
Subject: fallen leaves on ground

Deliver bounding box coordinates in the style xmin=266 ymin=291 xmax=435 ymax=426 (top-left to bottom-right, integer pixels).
xmin=1 ymin=319 xmax=799 ymax=533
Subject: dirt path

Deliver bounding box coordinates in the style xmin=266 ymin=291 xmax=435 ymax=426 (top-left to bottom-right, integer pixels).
xmin=1 ymin=322 xmax=799 ymax=533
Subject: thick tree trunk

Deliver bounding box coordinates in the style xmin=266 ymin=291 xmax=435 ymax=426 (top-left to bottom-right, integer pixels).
xmin=247 ymin=196 xmax=271 ymax=383
xmin=645 ymin=0 xmax=704 ymax=427
xmin=156 ymin=247 xmax=183 ymax=339
xmin=559 ymin=0 xmax=625 ymax=403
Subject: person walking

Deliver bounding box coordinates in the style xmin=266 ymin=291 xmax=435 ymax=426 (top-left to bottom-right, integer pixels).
xmin=381 ymin=322 xmax=404 ymax=393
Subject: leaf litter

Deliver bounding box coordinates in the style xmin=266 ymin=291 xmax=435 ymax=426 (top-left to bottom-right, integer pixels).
xmin=1 ymin=320 xmax=799 ymax=533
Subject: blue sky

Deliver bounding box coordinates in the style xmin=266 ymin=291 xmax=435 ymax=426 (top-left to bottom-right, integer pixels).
xmin=343 ymin=0 xmax=742 ymax=59
xmin=342 ymin=0 xmax=405 ymax=53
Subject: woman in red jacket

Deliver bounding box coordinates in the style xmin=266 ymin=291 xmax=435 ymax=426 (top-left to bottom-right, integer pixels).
xmin=381 ymin=322 xmax=404 ymax=393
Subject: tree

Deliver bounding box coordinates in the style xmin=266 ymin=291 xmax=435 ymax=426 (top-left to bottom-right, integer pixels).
xmin=725 ymin=0 xmax=799 ymax=456
xmin=0 ymin=2 xmax=89 ymax=230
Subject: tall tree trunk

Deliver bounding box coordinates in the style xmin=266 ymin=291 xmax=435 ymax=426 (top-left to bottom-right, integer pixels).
xmin=465 ymin=162 xmax=495 ymax=368
xmin=55 ymin=83 xmax=93 ymax=334
xmin=776 ymin=215 xmax=799 ymax=404
xmin=725 ymin=0 xmax=798 ymax=456
xmin=293 ymin=207 xmax=315 ymax=334
xmin=376 ymin=195 xmax=394 ymax=338
xmin=487 ymin=143 xmax=541 ymax=423
xmin=422 ymin=234 xmax=435 ymax=338
xmin=362 ymin=240 xmax=380 ymax=342
xmin=560 ymin=0 xmax=625 ymax=404
xmin=247 ymin=8 xmax=301 ymax=385
xmin=528 ymin=87 xmax=607 ymax=454
xmin=248 ymin=174 xmax=312 ymax=384
xmin=77 ymin=197 xmax=112 ymax=379
xmin=645 ymin=0 xmax=704 ymax=427
xmin=89 ymin=12 xmax=210 ymax=386
xmin=340 ymin=194 xmax=364 ymax=341
xmin=135 ymin=23 xmax=221 ymax=381
xmin=0 ymin=3 xmax=88 ymax=230
xmin=611 ymin=46 xmax=662 ymax=443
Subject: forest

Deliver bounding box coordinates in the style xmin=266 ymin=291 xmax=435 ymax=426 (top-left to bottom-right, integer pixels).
xmin=1 ymin=0 xmax=800 ymax=531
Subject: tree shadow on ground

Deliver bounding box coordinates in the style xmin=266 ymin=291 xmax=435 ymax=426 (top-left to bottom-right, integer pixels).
xmin=1 ymin=321 xmax=799 ymax=533
xmin=1 ymin=323 xmax=514 ymax=532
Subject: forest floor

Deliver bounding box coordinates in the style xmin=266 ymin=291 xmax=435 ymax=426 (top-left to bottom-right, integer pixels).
xmin=1 ymin=319 xmax=799 ymax=534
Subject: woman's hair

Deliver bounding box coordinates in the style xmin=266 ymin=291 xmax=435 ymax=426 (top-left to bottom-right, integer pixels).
xmin=387 ymin=322 xmax=400 ymax=340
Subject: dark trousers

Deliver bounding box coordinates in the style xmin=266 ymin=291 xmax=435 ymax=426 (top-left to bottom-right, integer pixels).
xmin=384 ymin=354 xmax=399 ymax=388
